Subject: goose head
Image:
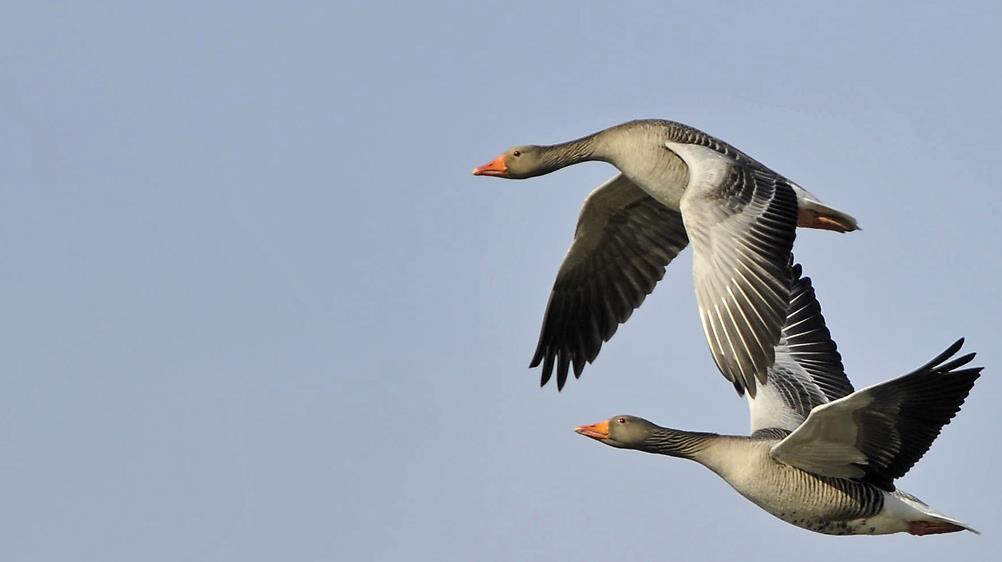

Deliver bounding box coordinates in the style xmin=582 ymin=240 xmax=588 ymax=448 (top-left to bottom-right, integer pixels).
xmin=472 ymin=146 xmax=549 ymax=179
xmin=575 ymin=415 xmax=658 ymax=449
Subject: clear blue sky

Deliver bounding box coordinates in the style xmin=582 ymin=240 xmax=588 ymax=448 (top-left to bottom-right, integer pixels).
xmin=2 ymin=1 xmax=1000 ymax=560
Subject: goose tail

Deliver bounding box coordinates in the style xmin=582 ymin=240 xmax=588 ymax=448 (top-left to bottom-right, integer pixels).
xmin=790 ymin=184 xmax=859 ymax=233
xmin=898 ymin=491 xmax=979 ymax=536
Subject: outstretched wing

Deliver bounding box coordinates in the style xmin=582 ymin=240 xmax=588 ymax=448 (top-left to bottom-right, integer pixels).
xmin=748 ymin=262 xmax=854 ymax=434
xmin=531 ymin=174 xmax=689 ymax=390
xmin=674 ymin=142 xmax=799 ymax=398
xmin=770 ymin=339 xmax=982 ymax=491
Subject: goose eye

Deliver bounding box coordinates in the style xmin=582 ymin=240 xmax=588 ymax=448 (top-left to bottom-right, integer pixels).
xmin=512 ymin=150 xmax=521 ymax=157
xmin=616 ymin=417 xmax=626 ymax=424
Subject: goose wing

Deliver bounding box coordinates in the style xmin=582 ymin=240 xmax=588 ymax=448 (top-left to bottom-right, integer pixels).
xmin=531 ymin=174 xmax=689 ymax=389
xmin=748 ymin=262 xmax=854 ymax=434
xmin=769 ymin=339 xmax=981 ymax=491
xmin=673 ymin=142 xmax=799 ymax=398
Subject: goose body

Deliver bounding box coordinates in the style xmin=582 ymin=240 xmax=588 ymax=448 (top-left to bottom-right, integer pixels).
xmin=691 ymin=436 xmax=973 ymax=536
xmin=473 ymin=120 xmax=858 ymax=392
xmin=575 ymin=265 xmax=981 ymax=536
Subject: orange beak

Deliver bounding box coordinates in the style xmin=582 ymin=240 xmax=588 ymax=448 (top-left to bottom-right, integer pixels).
xmin=574 ymin=420 xmax=610 ymax=440
xmin=472 ymin=154 xmax=508 ymax=177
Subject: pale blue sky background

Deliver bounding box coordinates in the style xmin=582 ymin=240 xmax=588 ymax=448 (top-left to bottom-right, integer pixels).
xmin=2 ymin=1 xmax=1000 ymax=561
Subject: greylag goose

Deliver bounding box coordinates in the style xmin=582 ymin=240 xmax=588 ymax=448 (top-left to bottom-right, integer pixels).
xmin=473 ymin=120 xmax=858 ymax=392
xmin=575 ymin=264 xmax=981 ymax=536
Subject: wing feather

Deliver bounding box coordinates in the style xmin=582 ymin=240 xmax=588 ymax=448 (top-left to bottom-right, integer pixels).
xmin=674 ymin=142 xmax=798 ymax=397
xmin=531 ymin=174 xmax=689 ymax=389
xmin=770 ymin=339 xmax=981 ymax=490
xmin=748 ymin=263 xmax=852 ymax=434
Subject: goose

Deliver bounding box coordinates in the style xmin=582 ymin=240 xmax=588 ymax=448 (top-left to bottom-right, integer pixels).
xmin=473 ymin=119 xmax=858 ymax=393
xmin=574 ymin=264 xmax=981 ymax=536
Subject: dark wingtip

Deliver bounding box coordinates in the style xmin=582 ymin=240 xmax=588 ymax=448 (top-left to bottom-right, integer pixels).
xmin=732 ymin=380 xmax=746 ymax=397
xmin=539 ymin=368 xmax=552 ymax=388
xmin=529 ymin=348 xmax=544 ymax=369
xmin=533 ymin=348 xmax=588 ymax=391
xmin=539 ymin=352 xmax=555 ymax=388
xmin=932 ymin=339 xmax=967 ymax=371
xmin=937 ymin=352 xmax=976 ymax=374
xmin=910 ymin=338 xmax=967 ymax=376
xmin=556 ymin=354 xmax=571 ymax=391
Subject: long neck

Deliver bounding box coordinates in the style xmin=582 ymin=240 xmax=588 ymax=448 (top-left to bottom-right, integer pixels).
xmin=534 ymin=132 xmax=607 ymax=174
xmin=537 ymin=122 xmax=687 ymax=208
xmin=638 ymin=427 xmax=719 ymax=460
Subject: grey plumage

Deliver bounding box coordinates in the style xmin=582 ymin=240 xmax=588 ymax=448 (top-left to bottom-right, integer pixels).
xmin=679 ymin=150 xmax=799 ymax=397
xmin=477 ymin=119 xmax=845 ymax=392
xmin=770 ymin=339 xmax=981 ymax=491
xmin=749 ymin=262 xmax=853 ymax=434
xmin=577 ymin=263 xmax=982 ymax=536
xmin=529 ymin=175 xmax=689 ymax=390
